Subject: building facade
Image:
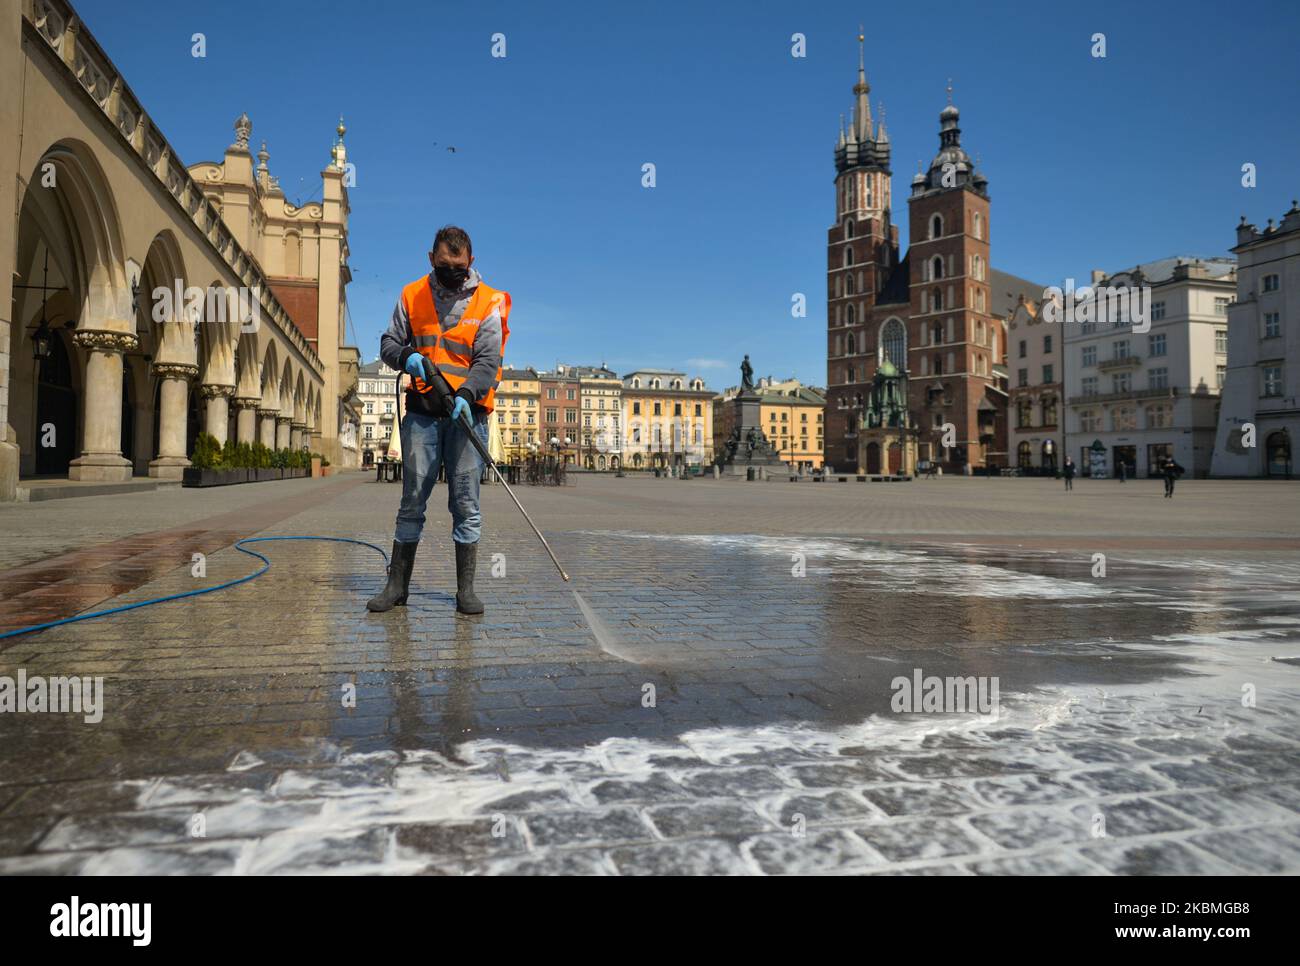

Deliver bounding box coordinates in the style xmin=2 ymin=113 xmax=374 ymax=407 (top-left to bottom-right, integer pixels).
xmin=715 ymin=377 xmax=825 ymax=470
xmin=494 ymin=366 xmax=539 ymax=462
xmin=823 ymin=43 xmax=1026 ymax=475
xmin=1211 ymin=204 xmax=1300 ymax=477
xmin=1064 ymin=258 xmax=1235 ymax=478
xmin=621 ymin=369 xmax=713 ymax=469
xmin=1 ymin=0 xmax=359 ymax=498
xmin=357 ymin=359 xmax=398 ymax=464
xmin=1007 ymin=296 xmax=1062 ymax=473
xmin=538 ymin=368 xmax=581 ymax=464
xmin=570 ymin=364 xmax=622 ymax=469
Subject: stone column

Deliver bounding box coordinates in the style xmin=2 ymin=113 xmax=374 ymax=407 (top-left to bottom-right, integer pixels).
xmin=258 ymin=409 xmax=278 ymax=448
xmin=275 ymin=416 xmax=291 ymax=450
xmin=69 ymin=330 xmax=138 ymax=482
xmin=233 ymin=398 xmax=259 ymax=444
xmin=200 ymin=384 xmax=236 ymax=445
xmin=149 ymin=362 xmax=199 ymax=480
xmin=290 ymin=422 xmax=306 ymax=450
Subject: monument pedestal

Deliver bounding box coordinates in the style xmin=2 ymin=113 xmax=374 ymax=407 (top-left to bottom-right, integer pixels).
xmin=717 ymin=390 xmax=788 ymax=477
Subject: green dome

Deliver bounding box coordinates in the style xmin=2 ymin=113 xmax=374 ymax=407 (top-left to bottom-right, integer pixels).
xmin=876 ymin=359 xmax=899 ymax=378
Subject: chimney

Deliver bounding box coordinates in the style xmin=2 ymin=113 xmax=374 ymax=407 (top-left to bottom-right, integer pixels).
xmin=1090 ymin=269 xmax=1105 ymax=286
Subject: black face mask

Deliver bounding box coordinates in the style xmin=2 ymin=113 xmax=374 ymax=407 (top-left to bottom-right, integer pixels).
xmin=434 ymin=264 xmax=469 ymax=291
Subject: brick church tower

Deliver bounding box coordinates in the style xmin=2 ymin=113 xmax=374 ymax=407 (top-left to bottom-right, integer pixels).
xmin=824 ymin=35 xmax=900 ymax=472
xmin=905 ymin=88 xmax=1004 ymax=472
xmin=825 ymin=54 xmax=1006 ymax=474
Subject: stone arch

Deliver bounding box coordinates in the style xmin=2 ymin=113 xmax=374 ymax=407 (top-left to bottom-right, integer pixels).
xmin=11 ymin=139 xmax=133 ymax=480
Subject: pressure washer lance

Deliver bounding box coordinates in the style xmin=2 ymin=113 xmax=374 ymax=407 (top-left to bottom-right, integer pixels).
xmin=418 ymin=357 xmax=570 ymax=582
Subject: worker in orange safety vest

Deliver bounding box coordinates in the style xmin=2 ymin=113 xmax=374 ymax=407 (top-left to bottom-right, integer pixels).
xmin=369 ymin=225 xmax=510 ymax=615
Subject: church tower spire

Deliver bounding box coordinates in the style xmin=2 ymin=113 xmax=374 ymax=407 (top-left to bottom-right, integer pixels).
xmin=853 ymin=28 xmax=873 ymax=143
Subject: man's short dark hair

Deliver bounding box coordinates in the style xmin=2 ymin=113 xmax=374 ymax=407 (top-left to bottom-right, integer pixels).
xmin=432 ymin=225 xmax=472 ymax=257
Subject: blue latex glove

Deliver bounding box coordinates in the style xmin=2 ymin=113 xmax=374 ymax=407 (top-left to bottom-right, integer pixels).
xmin=450 ymin=395 xmax=471 ymax=424
xmin=404 ymin=354 xmax=428 ymax=380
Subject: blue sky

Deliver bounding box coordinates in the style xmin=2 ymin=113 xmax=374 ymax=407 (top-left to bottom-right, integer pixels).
xmin=76 ymin=0 xmax=1300 ymax=388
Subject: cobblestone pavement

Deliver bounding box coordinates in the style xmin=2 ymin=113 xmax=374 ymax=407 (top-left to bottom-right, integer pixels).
xmin=0 ymin=474 xmax=1298 ymax=874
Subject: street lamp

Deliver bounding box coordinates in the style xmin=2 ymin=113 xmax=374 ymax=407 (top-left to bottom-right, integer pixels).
xmin=30 ymin=319 xmax=52 ymax=360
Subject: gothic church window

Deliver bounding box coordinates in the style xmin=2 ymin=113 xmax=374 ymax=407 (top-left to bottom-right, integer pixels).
xmin=880 ymin=318 xmax=906 ymax=369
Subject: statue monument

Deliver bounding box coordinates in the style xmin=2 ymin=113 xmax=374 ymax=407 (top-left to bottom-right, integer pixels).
xmin=717 ymin=354 xmax=787 ymax=476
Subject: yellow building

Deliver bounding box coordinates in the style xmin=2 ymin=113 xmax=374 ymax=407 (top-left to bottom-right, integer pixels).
xmin=714 ymin=378 xmax=826 ymax=471
xmin=621 ymin=369 xmax=714 ymax=470
xmin=494 ymin=367 xmax=540 ymax=462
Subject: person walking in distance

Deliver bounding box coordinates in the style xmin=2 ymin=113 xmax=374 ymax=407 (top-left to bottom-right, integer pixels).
xmin=1162 ymin=455 xmax=1183 ymax=498
xmin=368 ymin=225 xmax=511 ymax=615
xmin=1063 ymin=455 xmax=1075 ymax=491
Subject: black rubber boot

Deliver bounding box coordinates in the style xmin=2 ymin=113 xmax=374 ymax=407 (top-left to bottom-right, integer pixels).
xmin=455 ymin=541 xmax=484 ymax=615
xmin=367 ymin=540 xmax=417 ymax=612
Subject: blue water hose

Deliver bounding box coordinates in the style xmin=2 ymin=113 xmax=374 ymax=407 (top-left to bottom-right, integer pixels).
xmin=0 ymin=535 xmax=389 ymax=641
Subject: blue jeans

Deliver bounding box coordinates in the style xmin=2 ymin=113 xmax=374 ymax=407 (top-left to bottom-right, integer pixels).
xmin=395 ymin=409 xmax=489 ymax=544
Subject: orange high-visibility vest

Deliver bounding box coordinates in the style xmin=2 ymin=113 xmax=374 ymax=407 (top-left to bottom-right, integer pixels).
xmin=403 ymin=274 xmax=511 ymax=412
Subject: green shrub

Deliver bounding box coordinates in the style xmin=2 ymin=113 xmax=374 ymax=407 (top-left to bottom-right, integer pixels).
xmin=190 ymin=432 xmax=222 ymax=469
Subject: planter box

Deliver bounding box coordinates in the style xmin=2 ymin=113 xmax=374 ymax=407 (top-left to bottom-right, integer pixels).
xmin=182 ymin=468 xmax=248 ymax=487
xmin=255 ymin=468 xmax=276 ymax=482
xmin=322 ymin=466 xmax=335 ymax=477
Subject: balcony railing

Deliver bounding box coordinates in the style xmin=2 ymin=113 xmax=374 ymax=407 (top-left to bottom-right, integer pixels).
xmin=1097 ymin=356 xmax=1141 ymax=372
xmin=1068 ymin=386 xmax=1179 ymax=406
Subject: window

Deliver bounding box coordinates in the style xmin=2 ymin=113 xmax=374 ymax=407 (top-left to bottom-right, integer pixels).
xmin=1081 ymin=376 xmax=1098 ymax=397
xmin=1214 ymin=297 xmax=1231 ymax=316
xmin=567 ymin=389 xmax=576 ymax=400
xmin=973 ymin=212 xmax=983 ymax=240
xmin=1044 ymin=335 xmax=1053 ymax=354
xmin=1018 ymin=340 xmax=1027 ymax=359
xmin=566 ymin=410 xmax=577 ymax=424
xmin=1079 ymin=409 xmax=1099 ymax=433
xmin=653 ymin=402 xmax=661 ymax=415
xmin=674 ymin=403 xmax=682 ymax=416
xmin=546 ymin=407 xmax=557 ymax=422
xmin=1112 ymin=372 xmax=1132 ymax=393
xmin=384 ymin=401 xmax=393 ymax=414
xmin=844 ymin=248 xmax=854 ymax=267
xmin=694 ymin=404 xmax=702 ymax=416
xmin=1216 ymin=364 xmax=1226 ymax=389
xmin=1017 ymin=368 xmax=1028 ymax=388
xmin=1146 ymin=404 xmax=1172 ymax=429
xmin=547 ymin=387 xmax=556 ymax=399
xmin=1265 ymin=312 xmax=1282 ymax=338
xmin=1042 ymin=396 xmax=1058 ymax=426
xmin=1017 ymin=399 xmax=1033 ymax=428
xmin=1042 ymin=364 xmax=1054 ymax=384
xmin=1148 ymin=333 xmax=1166 ymax=357
xmin=1151 ymin=301 xmax=1166 ymax=321
xmin=1112 ymin=407 xmax=1136 ymax=431
xmin=1149 ymin=367 xmax=1168 ymax=390
xmin=1082 ymin=345 xmax=1097 ymax=368
xmin=931 ymin=255 xmax=944 ymax=280
xmin=931 ymin=288 xmax=943 ymax=311
xmin=1113 ymin=340 xmax=1130 ymax=360
xmin=364 ymin=401 xmax=374 ymax=414
xmin=1263 ymin=274 xmax=1280 ymax=293
xmin=879 ymin=318 xmax=907 ymax=368
xmin=364 ymin=425 xmax=373 ymax=439
xmin=930 ymin=214 xmax=942 ymax=239
xmin=1215 ymin=329 xmax=1227 ymax=354
xmin=1263 ymin=365 xmax=1283 ymax=396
